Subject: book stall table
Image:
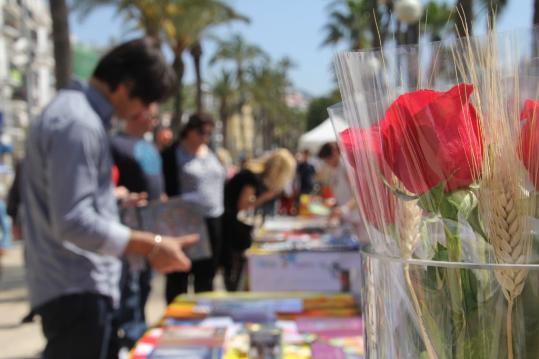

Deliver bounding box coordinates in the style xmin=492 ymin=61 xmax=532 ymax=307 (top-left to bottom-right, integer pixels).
xmin=129 ymin=292 xmax=364 ymax=358
xmin=246 ymin=216 xmax=362 ymax=294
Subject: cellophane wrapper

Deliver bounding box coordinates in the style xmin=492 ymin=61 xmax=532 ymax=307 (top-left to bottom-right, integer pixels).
xmin=330 ymin=28 xmax=539 ymax=358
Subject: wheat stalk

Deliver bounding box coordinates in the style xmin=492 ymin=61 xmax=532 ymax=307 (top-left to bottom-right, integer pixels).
xmin=365 ymin=265 xmax=379 ymax=357
xmin=451 ymin=24 xmax=532 ymax=359
xmin=396 ymin=192 xmax=439 ymax=359
xmin=481 ymin=175 xmax=530 ymax=359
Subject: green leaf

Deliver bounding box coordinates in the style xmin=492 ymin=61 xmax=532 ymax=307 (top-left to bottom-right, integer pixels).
xmin=418 ymin=181 xmax=447 ymax=213
xmin=446 ymin=189 xmax=478 ymax=219
xmin=466 ymin=206 xmax=487 ymax=239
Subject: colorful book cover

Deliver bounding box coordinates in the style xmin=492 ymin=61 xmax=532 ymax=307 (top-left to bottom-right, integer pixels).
xmin=157 ymin=326 xmax=226 ymax=347
xmin=296 ymin=317 xmax=363 ymax=338
xmin=148 ymin=346 xmax=223 ymax=359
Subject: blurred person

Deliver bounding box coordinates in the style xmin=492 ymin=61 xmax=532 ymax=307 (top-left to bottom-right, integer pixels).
xmin=0 ymin=137 xmax=13 ymax=278
xmin=161 ymin=113 xmax=226 ymax=303
xmin=21 ymin=38 xmax=198 ymax=359
xmin=222 ymin=149 xmax=296 ymax=291
xmin=215 ymin=147 xmax=237 ymax=178
xmin=317 ymin=142 xmax=362 ymax=231
xmin=6 ymin=160 xmax=22 ymax=240
xmin=110 ymin=103 xmax=163 ymax=349
xmin=296 ymin=149 xmax=316 ymax=195
xmin=155 ymin=126 xmax=174 ymax=151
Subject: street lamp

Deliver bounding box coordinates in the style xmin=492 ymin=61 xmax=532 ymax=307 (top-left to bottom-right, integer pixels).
xmin=394 ymin=0 xmax=423 ymax=24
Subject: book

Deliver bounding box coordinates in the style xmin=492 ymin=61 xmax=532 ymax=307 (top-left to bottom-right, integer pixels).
xmin=148 ymin=346 xmax=222 ymax=359
xmin=157 ymin=326 xmax=226 ymax=347
xmin=123 ymin=197 xmax=211 ymax=260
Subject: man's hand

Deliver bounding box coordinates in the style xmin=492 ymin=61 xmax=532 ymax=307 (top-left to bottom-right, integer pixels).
xmin=148 ymin=234 xmax=199 ymax=273
xmin=114 ymin=187 xmax=149 ymax=208
xmin=122 ymin=192 xmax=149 ymax=208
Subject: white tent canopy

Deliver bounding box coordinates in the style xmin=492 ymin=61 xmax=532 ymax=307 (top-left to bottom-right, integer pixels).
xmin=298 ymin=117 xmax=348 ymax=155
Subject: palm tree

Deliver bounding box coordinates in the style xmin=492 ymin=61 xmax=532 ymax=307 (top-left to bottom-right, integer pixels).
xmin=49 ymin=0 xmax=71 ymax=89
xmin=421 ymin=1 xmax=454 ymax=84
xmin=211 ymin=69 xmax=235 ymax=148
xmin=321 ymin=0 xmax=370 ymax=50
xmin=183 ymin=2 xmax=248 ymax=114
xmin=322 ymin=0 xmax=392 ymax=50
xmin=119 ymin=0 xmax=169 ymax=42
xmin=246 ymin=58 xmax=294 ymax=150
xmin=533 ymin=0 xmax=539 ymax=57
xmin=210 ymin=34 xmax=268 ymax=96
xmin=478 ymin=0 xmax=509 ymax=30
xmin=163 ymin=0 xmax=248 ymax=131
xmin=190 ymin=41 xmax=204 ymax=112
xmin=71 ymin=0 xmax=168 ymax=43
xmin=72 ymin=0 xmax=247 ymax=131
xmin=210 ymin=34 xmax=268 ymax=145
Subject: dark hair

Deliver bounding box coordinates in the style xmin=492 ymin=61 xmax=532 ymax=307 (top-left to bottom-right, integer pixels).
xmin=318 ymin=142 xmax=339 ymax=159
xmin=179 ymin=112 xmax=215 ymax=139
xmin=92 ymin=37 xmax=177 ymax=104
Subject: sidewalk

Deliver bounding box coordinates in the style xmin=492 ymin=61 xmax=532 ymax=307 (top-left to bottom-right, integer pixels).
xmin=0 ymin=243 xmax=169 ymax=359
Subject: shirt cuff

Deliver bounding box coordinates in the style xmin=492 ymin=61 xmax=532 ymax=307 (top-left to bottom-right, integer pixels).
xmin=99 ymin=221 xmax=131 ymax=256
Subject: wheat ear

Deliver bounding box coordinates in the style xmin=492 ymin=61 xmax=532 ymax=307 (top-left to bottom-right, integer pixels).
xmin=481 ymin=177 xmax=530 ymax=359
xmin=396 ymin=196 xmax=438 ymax=359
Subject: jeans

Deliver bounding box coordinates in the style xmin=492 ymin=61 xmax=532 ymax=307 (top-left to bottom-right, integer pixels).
xmin=0 ymin=201 xmax=11 ymax=249
xmin=36 ymin=293 xmax=118 ymax=359
xmin=117 ymin=259 xmax=152 ymax=349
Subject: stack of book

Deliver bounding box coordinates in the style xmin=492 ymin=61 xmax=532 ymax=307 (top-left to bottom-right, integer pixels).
xmin=129 ymin=293 xmax=363 ymax=359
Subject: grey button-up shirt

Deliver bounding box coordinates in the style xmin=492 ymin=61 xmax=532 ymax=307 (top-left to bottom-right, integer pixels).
xmin=22 ymin=82 xmax=130 ymax=309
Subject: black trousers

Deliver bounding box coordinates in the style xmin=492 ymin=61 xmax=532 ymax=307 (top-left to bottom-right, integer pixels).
xmin=36 ymin=293 xmax=118 ymax=359
xmin=223 ymin=249 xmax=246 ymax=292
xmin=165 ymin=216 xmax=222 ymax=303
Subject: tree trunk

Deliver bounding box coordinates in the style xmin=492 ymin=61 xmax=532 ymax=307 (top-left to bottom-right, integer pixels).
xmin=219 ymin=99 xmax=229 ymax=149
xmin=533 ymin=0 xmax=539 ymax=57
xmin=405 ymin=23 xmax=420 ymax=89
xmin=172 ymin=50 xmax=185 ymax=135
xmin=49 ymin=0 xmax=71 ymax=90
xmin=456 ymin=0 xmax=474 ymax=37
xmin=190 ymin=41 xmax=203 ymax=113
xmin=487 ymin=3 xmax=495 ymax=31
xmin=266 ymin=118 xmax=274 ymax=151
xmin=236 ymin=66 xmax=247 ymax=151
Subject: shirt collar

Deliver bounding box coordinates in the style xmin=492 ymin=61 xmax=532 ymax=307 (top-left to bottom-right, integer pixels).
xmin=71 ymin=80 xmax=115 ymax=129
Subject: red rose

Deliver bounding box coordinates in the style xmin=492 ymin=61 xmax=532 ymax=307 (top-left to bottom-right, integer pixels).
xmin=340 ymin=126 xmax=396 ymax=229
xmin=380 ymin=84 xmax=482 ymax=194
xmin=519 ymin=99 xmax=539 ymax=189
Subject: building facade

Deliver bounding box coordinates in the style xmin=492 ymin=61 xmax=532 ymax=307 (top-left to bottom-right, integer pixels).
xmin=0 ymin=0 xmax=53 ymax=155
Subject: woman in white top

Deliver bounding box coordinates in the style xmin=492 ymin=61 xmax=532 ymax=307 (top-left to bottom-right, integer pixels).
xmin=161 ymin=113 xmax=226 ymax=303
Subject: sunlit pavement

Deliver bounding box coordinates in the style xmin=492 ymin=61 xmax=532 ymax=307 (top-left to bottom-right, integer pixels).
xmin=0 ymin=243 xmax=176 ymax=359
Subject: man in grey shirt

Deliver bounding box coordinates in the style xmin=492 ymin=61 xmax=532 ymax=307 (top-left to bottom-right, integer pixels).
xmin=22 ymin=38 xmax=197 ymax=359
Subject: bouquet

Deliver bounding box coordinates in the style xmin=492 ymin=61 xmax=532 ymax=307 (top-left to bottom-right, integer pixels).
xmin=331 ymin=28 xmax=539 ymax=358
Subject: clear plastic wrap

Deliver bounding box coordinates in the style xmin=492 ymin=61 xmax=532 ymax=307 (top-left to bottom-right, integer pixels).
xmin=331 ymin=28 xmax=539 ymax=358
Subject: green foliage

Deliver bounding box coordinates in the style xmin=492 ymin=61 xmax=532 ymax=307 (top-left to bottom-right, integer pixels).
xmin=422 ymin=1 xmax=455 ymax=42
xmin=245 ymin=58 xmax=303 ymax=150
xmin=321 ymin=0 xmax=390 ymax=50
xmin=306 ymin=92 xmax=341 ymax=131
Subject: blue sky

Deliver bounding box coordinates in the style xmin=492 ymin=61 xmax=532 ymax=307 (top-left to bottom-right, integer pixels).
xmin=70 ymin=0 xmax=534 ymax=97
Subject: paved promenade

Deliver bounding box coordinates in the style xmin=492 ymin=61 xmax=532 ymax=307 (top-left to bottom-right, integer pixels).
xmin=0 ymin=243 xmax=170 ymax=359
